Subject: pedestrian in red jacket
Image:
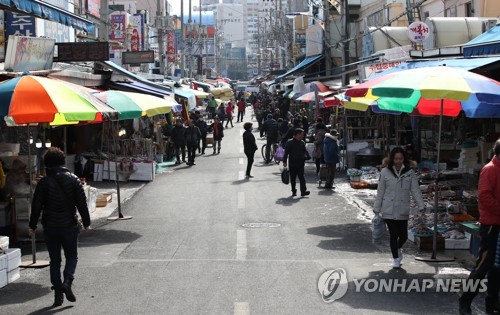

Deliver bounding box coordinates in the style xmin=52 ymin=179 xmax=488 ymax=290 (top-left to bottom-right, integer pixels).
xmin=460 ymin=139 xmax=500 ymax=315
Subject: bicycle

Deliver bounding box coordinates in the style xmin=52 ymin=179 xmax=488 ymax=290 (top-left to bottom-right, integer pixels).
xmin=261 ymin=142 xmax=281 ymax=164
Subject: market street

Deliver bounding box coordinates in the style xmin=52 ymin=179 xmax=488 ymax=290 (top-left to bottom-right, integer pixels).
xmin=0 ymin=113 xmax=482 ymax=314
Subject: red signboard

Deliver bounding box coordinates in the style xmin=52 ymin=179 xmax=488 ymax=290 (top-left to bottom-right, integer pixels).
xmin=167 ymin=30 xmax=176 ymax=62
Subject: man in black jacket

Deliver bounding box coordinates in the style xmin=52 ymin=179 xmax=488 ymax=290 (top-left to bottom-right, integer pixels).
xmin=243 ymin=122 xmax=258 ymax=177
xmin=29 ymin=147 xmax=90 ymax=307
xmin=171 ymin=119 xmax=187 ymax=164
xmin=262 ymin=114 xmax=279 ymax=163
xmin=283 ymin=128 xmax=310 ymax=197
xmin=185 ymin=120 xmax=201 ymax=166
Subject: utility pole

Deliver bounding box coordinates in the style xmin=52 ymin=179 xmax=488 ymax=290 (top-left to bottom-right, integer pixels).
xmin=323 ymin=0 xmax=332 ymax=76
xmin=342 ymin=0 xmax=350 ymax=86
xmin=157 ymin=0 xmax=165 ymax=75
xmin=180 ymin=1 xmax=185 ymax=77
xmin=99 ymin=0 xmax=108 ymax=41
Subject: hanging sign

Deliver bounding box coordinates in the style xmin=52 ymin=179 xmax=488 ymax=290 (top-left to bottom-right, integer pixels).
xmin=408 ymin=21 xmax=430 ymax=43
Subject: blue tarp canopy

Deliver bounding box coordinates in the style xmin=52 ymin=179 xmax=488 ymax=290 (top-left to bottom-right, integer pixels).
xmin=0 ymin=0 xmax=94 ymax=32
xmin=463 ymin=25 xmax=500 ymax=57
xmin=273 ymin=55 xmax=323 ymax=83
xmin=371 ymin=57 xmax=500 ymax=79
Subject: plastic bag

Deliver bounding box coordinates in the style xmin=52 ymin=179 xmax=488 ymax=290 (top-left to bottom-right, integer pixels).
xmin=281 ymin=168 xmax=290 ymax=185
xmin=371 ymin=214 xmax=386 ymax=240
xmin=274 ymin=145 xmax=285 ymax=161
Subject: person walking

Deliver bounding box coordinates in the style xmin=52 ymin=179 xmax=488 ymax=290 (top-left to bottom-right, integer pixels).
xmin=313 ymin=122 xmax=327 ymax=175
xmin=459 ymin=139 xmax=500 ymax=315
xmin=373 ymin=147 xmax=425 ymax=269
xmin=323 ymin=129 xmax=340 ymax=189
xmin=282 ymin=128 xmax=310 ymax=197
xmin=208 ymin=96 xmax=217 ymax=120
xmin=208 ymin=116 xmax=224 ymax=154
xmin=225 ymin=101 xmax=234 ymax=128
xmin=185 ymin=120 xmax=201 ymax=166
xmin=28 ymin=147 xmax=91 ymax=307
xmin=262 ymin=114 xmax=279 ymax=163
xmin=243 ymin=122 xmax=258 ymax=177
xmin=171 ymin=119 xmax=186 ymax=164
xmin=236 ymin=98 xmax=246 ymax=123
xmin=193 ymin=111 xmax=208 ymax=154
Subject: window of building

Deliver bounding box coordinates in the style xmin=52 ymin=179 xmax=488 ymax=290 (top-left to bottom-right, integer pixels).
xmin=445 ymin=5 xmax=457 ymax=17
xmin=423 ymin=11 xmax=430 ymax=19
xmin=465 ymin=1 xmax=474 ymax=17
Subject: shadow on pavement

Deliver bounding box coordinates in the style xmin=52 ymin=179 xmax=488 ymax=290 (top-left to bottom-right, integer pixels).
xmin=317 ymin=188 xmax=336 ymax=196
xmin=232 ymin=178 xmax=250 ymax=185
xmin=308 ymin=223 xmax=376 ymax=253
xmin=27 ymin=305 xmax=74 ymax=314
xmin=0 ymin=282 xmax=50 ymax=306
xmin=77 ymin=229 xmax=142 ymax=245
xmin=275 ymin=196 xmax=301 ymax=206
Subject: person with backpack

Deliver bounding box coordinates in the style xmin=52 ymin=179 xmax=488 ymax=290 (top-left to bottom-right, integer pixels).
xmin=171 ymin=119 xmax=187 ymax=165
xmin=323 ymin=129 xmax=340 ymax=189
xmin=208 ymin=116 xmax=224 ymax=154
xmin=185 ymin=120 xmax=201 ymax=166
xmin=193 ymin=111 xmax=208 ymax=154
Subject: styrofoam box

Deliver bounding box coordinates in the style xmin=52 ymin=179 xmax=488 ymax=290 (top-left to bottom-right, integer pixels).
xmin=0 ymin=253 xmax=7 ymax=270
xmin=0 ymin=236 xmax=8 ymax=249
xmin=445 ymin=237 xmax=471 ymax=250
xmin=0 ymin=268 xmax=7 ymax=288
xmin=7 ymin=267 xmax=19 ymax=283
xmin=5 ymin=248 xmax=20 ymax=271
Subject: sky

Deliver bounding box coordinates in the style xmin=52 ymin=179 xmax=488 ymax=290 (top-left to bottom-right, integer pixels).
xmin=168 ymin=1 xmax=197 ymax=15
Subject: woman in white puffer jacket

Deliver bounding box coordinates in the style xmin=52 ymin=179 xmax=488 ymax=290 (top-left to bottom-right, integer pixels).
xmin=373 ymin=147 xmax=425 ymax=269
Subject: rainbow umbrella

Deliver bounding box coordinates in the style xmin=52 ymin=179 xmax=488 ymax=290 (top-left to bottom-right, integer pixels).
xmin=0 ymin=75 xmax=103 ymax=125
xmin=93 ymin=90 xmax=177 ymax=119
xmin=307 ymin=81 xmax=329 ymax=92
xmin=346 ymin=66 xmax=500 ymax=261
xmin=296 ymin=91 xmax=317 ymax=102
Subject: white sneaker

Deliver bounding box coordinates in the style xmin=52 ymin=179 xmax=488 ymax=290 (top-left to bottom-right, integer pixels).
xmin=392 ymin=258 xmax=401 ymax=269
xmin=398 ymin=248 xmax=403 ymax=262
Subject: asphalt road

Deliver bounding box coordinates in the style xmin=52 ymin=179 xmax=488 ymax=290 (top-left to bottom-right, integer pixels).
xmin=0 ymin=111 xmax=483 ymax=314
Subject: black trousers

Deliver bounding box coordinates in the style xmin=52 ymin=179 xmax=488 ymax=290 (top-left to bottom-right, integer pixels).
xmin=326 ymin=162 xmax=336 ymax=186
xmin=237 ymin=110 xmax=244 ymax=122
xmin=460 ymin=225 xmax=500 ymax=305
xmin=44 ymin=226 xmax=80 ymax=288
xmin=175 ymin=144 xmax=185 ymax=162
xmin=384 ymin=219 xmax=408 ymax=259
xmin=187 ymin=144 xmax=197 ymax=163
xmin=244 ymin=150 xmax=255 ymax=176
xmin=289 ymin=164 xmax=306 ymax=193
xmin=198 ymin=135 xmax=207 ymax=153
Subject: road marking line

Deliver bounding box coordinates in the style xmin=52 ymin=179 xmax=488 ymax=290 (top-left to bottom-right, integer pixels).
xmin=238 ymin=171 xmax=244 ymax=180
xmin=236 ymin=229 xmax=247 ymax=261
xmin=234 ymin=302 xmax=250 ymax=315
xmin=239 ymin=158 xmax=244 ymax=165
xmin=238 ymin=191 xmax=245 ymax=208
xmin=239 ymin=147 xmax=243 ymax=153
xmin=239 ymin=139 xmax=243 ymax=144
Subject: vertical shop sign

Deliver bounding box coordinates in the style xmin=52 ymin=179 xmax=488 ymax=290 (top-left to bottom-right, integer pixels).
xmin=5 ymin=12 xmax=35 ymax=37
xmin=167 ymin=30 xmax=176 ymax=62
xmin=110 ymin=13 xmax=126 ymax=50
xmin=87 ymin=0 xmax=100 ymax=18
xmin=133 ymin=14 xmax=144 ymax=51
xmin=130 ymin=14 xmax=142 ymax=51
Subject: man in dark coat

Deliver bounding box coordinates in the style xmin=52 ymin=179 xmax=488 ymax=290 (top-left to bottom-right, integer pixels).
xmin=262 ymin=114 xmax=279 ymax=163
xmin=243 ymin=122 xmax=258 ymax=177
xmin=283 ymin=128 xmax=310 ymax=197
xmin=171 ymin=119 xmax=187 ymax=164
xmin=185 ymin=120 xmax=201 ymax=166
xmin=193 ymin=111 xmax=208 ymax=154
xmin=29 ymin=147 xmax=91 ymax=307
xmin=208 ymin=116 xmax=224 ymax=154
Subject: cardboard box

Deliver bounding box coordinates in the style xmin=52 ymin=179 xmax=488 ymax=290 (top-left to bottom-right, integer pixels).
xmin=415 ymin=236 xmax=445 ymax=250
xmin=0 ymin=268 xmax=7 ymax=288
xmin=5 ymin=248 xmax=20 ymax=272
xmin=0 ymin=253 xmax=7 ymax=270
xmin=7 ymin=267 xmax=19 ymax=283
xmin=0 ymin=235 xmax=8 ymax=249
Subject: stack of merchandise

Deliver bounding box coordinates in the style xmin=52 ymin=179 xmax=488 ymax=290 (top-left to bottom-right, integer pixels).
xmin=457 ymin=146 xmax=481 ymax=171
xmin=0 ymin=235 xmax=20 ymax=288
xmin=211 ymin=86 xmax=234 ymax=102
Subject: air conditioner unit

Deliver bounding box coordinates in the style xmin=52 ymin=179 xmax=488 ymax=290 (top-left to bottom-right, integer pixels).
xmin=483 ymin=19 xmax=498 ymax=32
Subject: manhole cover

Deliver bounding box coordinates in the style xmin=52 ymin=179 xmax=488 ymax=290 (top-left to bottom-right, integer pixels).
xmin=242 ymin=223 xmax=281 ymax=228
